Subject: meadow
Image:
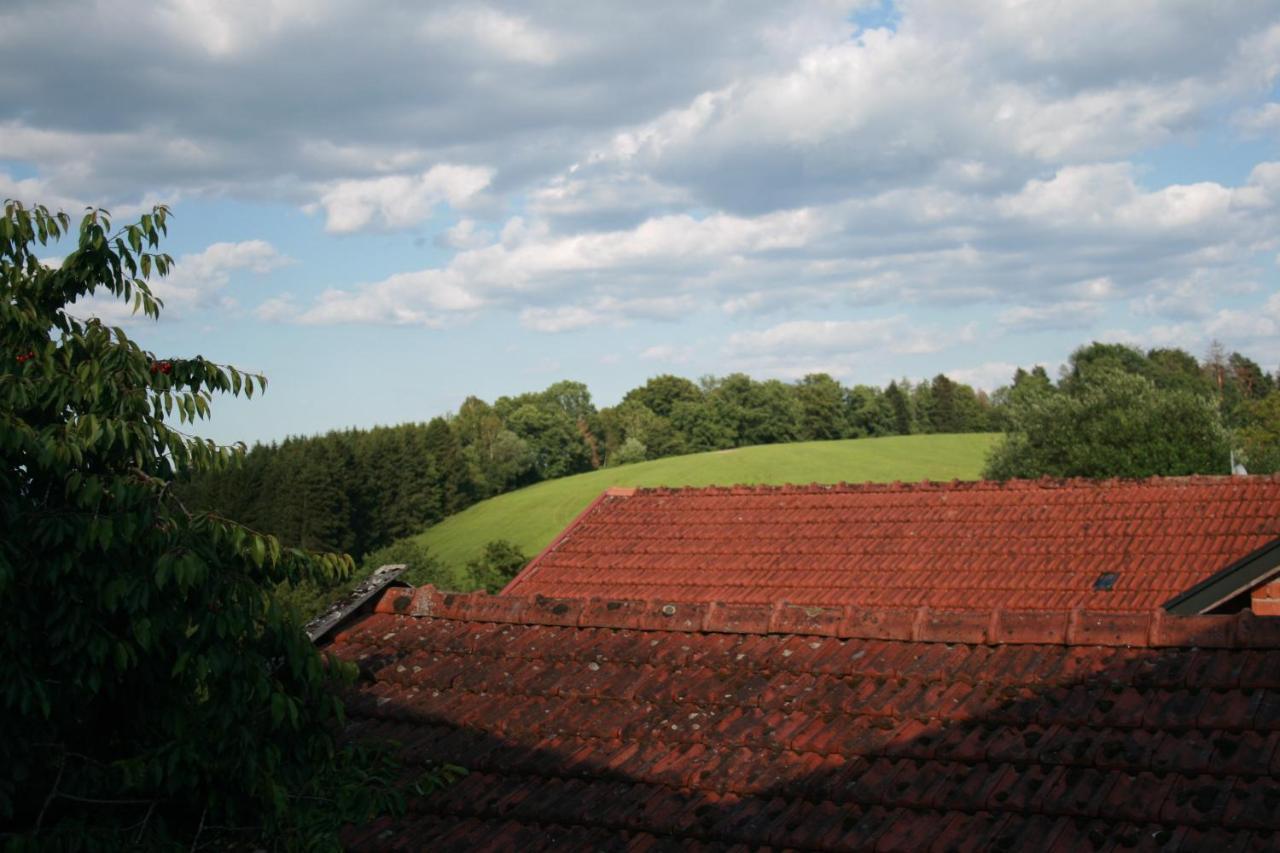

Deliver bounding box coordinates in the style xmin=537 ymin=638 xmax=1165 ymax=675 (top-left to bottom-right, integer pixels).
xmin=411 ymin=432 xmax=999 ymax=579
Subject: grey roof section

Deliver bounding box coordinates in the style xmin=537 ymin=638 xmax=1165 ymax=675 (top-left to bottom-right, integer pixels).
xmin=1163 ymin=539 xmax=1280 ymax=615
xmin=306 ymin=563 xmax=411 ymax=644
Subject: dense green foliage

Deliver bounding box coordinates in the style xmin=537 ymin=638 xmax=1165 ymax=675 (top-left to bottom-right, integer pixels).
xmin=985 ymin=368 xmax=1230 ymax=479
xmin=411 ymin=434 xmax=999 ymax=583
xmin=466 ymin=540 xmax=531 ymax=593
xmin=985 ymin=342 xmax=1278 ymax=479
xmin=0 ymin=203 xmax=400 ymax=848
xmin=183 ymin=335 xmax=1280 ymax=600
xmin=182 ymin=371 xmax=1001 ymax=575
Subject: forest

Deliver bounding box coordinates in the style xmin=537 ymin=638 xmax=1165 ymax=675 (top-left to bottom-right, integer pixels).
xmin=181 ymin=341 xmax=1280 ymax=578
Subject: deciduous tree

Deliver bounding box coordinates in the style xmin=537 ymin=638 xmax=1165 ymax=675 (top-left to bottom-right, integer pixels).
xmin=1 ymin=202 xmax=399 ymax=847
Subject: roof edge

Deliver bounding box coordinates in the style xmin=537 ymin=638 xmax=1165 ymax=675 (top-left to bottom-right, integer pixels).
xmin=307 ymin=563 xmax=410 ymax=644
xmin=501 ymin=488 xmax=632 ymax=596
xmin=1163 ymin=537 xmax=1280 ymax=616
xmin=626 ymin=472 xmax=1280 ymax=497
xmin=363 ymin=585 xmax=1280 ymax=650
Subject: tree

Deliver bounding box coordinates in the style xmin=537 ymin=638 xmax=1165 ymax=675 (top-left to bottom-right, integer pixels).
xmin=1147 ymin=347 xmax=1209 ymax=396
xmin=466 ymin=540 xmax=529 ymax=593
xmin=506 ymin=402 xmax=592 ymax=480
xmin=610 ymin=436 xmax=648 ymax=466
xmin=669 ymin=398 xmax=736 ymax=451
xmin=1 ymin=202 xmax=400 ymax=846
xmin=622 ymin=374 xmax=702 ymax=419
xmin=1238 ymin=392 xmax=1280 ymax=474
xmin=598 ymin=399 xmax=684 ymax=462
xmin=844 ymin=385 xmax=890 ymax=437
xmin=926 ymin=374 xmax=959 ymax=433
xmin=708 ymin=374 xmax=800 ymax=446
xmin=984 ymin=368 xmax=1230 ymax=480
xmin=1064 ymin=341 xmax=1151 ymax=388
xmin=793 ymin=373 xmax=847 ymax=440
xmin=424 ymin=416 xmax=473 ymax=516
xmin=883 ymin=380 xmax=913 ymax=435
xmin=454 ymin=396 xmax=532 ymax=497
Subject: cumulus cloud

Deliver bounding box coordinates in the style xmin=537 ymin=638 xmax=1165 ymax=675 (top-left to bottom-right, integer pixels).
xmin=315 ymin=164 xmax=494 ymax=233
xmin=719 ymin=317 xmax=979 ymax=381
xmin=948 ymin=361 xmax=1028 ymax=392
xmin=8 ymin=0 xmax=1280 ymax=382
xmin=998 ymin=301 xmax=1106 ymax=332
xmin=519 ymin=294 xmax=697 ymax=332
xmin=727 ymin=317 xmax=974 ymax=359
xmin=577 ymin=3 xmax=1280 ymax=215
xmin=0 ymin=1 xmax=848 ymax=210
xmin=437 ymin=218 xmax=495 ymax=250
xmin=287 ymin=208 xmax=826 ymax=326
xmin=1235 ymin=101 xmax=1280 ymax=135
xmin=420 ymin=5 xmax=565 ymax=66
xmin=275 ymin=160 xmax=1280 ymax=340
xmin=639 ymin=343 xmax=695 ymax=363
xmin=77 ymin=240 xmax=292 ymax=323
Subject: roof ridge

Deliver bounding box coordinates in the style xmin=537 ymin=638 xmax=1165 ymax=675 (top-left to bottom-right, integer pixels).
xmin=366 ymin=585 xmax=1280 ymax=650
xmin=630 ymin=473 xmax=1280 ymax=496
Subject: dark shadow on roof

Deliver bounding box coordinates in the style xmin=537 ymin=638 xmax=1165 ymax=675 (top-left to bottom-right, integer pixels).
xmin=329 ymin=590 xmax=1280 ymax=850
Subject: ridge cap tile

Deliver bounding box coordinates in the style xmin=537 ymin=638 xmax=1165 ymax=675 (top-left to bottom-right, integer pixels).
xmin=362 ymin=587 xmax=1273 ymax=650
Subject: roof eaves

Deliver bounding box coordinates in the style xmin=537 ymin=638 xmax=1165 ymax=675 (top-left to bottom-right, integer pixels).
xmin=1162 ymin=537 xmax=1280 ymax=616
xmin=306 ymin=563 xmax=411 ymax=644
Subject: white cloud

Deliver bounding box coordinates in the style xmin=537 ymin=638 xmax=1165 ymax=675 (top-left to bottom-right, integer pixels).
xmin=421 ymin=6 xmax=565 ymax=65
xmin=726 ymin=317 xmax=972 ymax=359
xmin=315 ymin=164 xmax=494 ymax=233
xmin=291 ymin=207 xmax=826 ymax=325
xmin=639 ymin=343 xmax=694 ymax=364
xmin=437 ymin=218 xmax=494 ymax=250
xmin=519 ymin=305 xmax=600 ymax=333
xmin=9 ymin=0 xmax=1280 ymax=394
xmin=948 ymin=361 xmax=1023 ymax=392
xmin=998 ymin=301 xmax=1105 ymax=331
xmin=76 ymin=240 xmax=292 ymax=323
xmin=1235 ymin=101 xmax=1280 ymax=135
xmin=293 ymin=268 xmax=484 ymax=326
xmin=253 ymin=294 xmax=300 ymax=322
xmin=275 ymin=156 xmax=1280 ymax=342
xmin=518 ymin=294 xmax=697 ymax=333
xmin=157 ymin=0 xmax=331 ymax=57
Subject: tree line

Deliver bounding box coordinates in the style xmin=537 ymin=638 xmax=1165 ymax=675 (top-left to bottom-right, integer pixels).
xmin=181 ymin=342 xmax=1280 ymax=588
xmin=986 ymin=341 xmax=1280 ymax=479
xmin=179 ymin=371 xmax=1004 ymax=564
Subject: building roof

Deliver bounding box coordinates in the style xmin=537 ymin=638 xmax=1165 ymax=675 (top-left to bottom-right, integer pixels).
xmin=503 ymin=476 xmax=1280 ymax=613
xmin=333 ymin=585 xmax=1280 ymax=851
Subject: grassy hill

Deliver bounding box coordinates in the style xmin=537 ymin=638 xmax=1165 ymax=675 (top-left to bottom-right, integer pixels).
xmin=408 ymin=433 xmax=999 ymax=584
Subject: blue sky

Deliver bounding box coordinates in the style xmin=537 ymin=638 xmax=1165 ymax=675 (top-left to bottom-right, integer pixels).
xmin=4 ymin=1 xmax=1280 ymax=446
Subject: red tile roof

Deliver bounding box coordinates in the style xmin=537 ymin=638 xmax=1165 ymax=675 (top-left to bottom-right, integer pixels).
xmin=332 ymin=585 xmax=1280 ymax=850
xmin=504 ymin=476 xmax=1280 ymax=612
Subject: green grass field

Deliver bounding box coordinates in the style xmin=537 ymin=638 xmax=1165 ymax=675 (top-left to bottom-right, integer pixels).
xmin=409 ymin=433 xmax=999 ymax=581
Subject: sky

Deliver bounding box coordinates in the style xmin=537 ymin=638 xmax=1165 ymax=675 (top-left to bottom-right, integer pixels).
xmin=4 ymin=0 xmax=1280 ymax=446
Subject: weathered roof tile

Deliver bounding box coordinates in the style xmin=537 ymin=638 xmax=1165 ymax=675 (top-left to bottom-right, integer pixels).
xmin=506 ymin=477 xmax=1280 ymax=612
xmin=333 ymin=582 xmax=1280 ymax=847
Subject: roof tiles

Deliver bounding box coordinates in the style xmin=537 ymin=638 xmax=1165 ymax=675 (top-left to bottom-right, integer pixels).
xmin=504 ymin=477 xmax=1280 ymax=612
xmin=331 ymin=585 xmax=1280 ymax=849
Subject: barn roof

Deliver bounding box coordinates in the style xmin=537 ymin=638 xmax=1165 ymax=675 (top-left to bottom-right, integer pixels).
xmin=333 ymin=585 xmax=1280 ymax=850
xmin=503 ymin=476 xmax=1280 ymax=613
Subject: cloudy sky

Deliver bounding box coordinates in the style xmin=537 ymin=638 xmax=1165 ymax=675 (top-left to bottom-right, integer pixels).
xmin=5 ymin=0 xmax=1280 ymax=444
